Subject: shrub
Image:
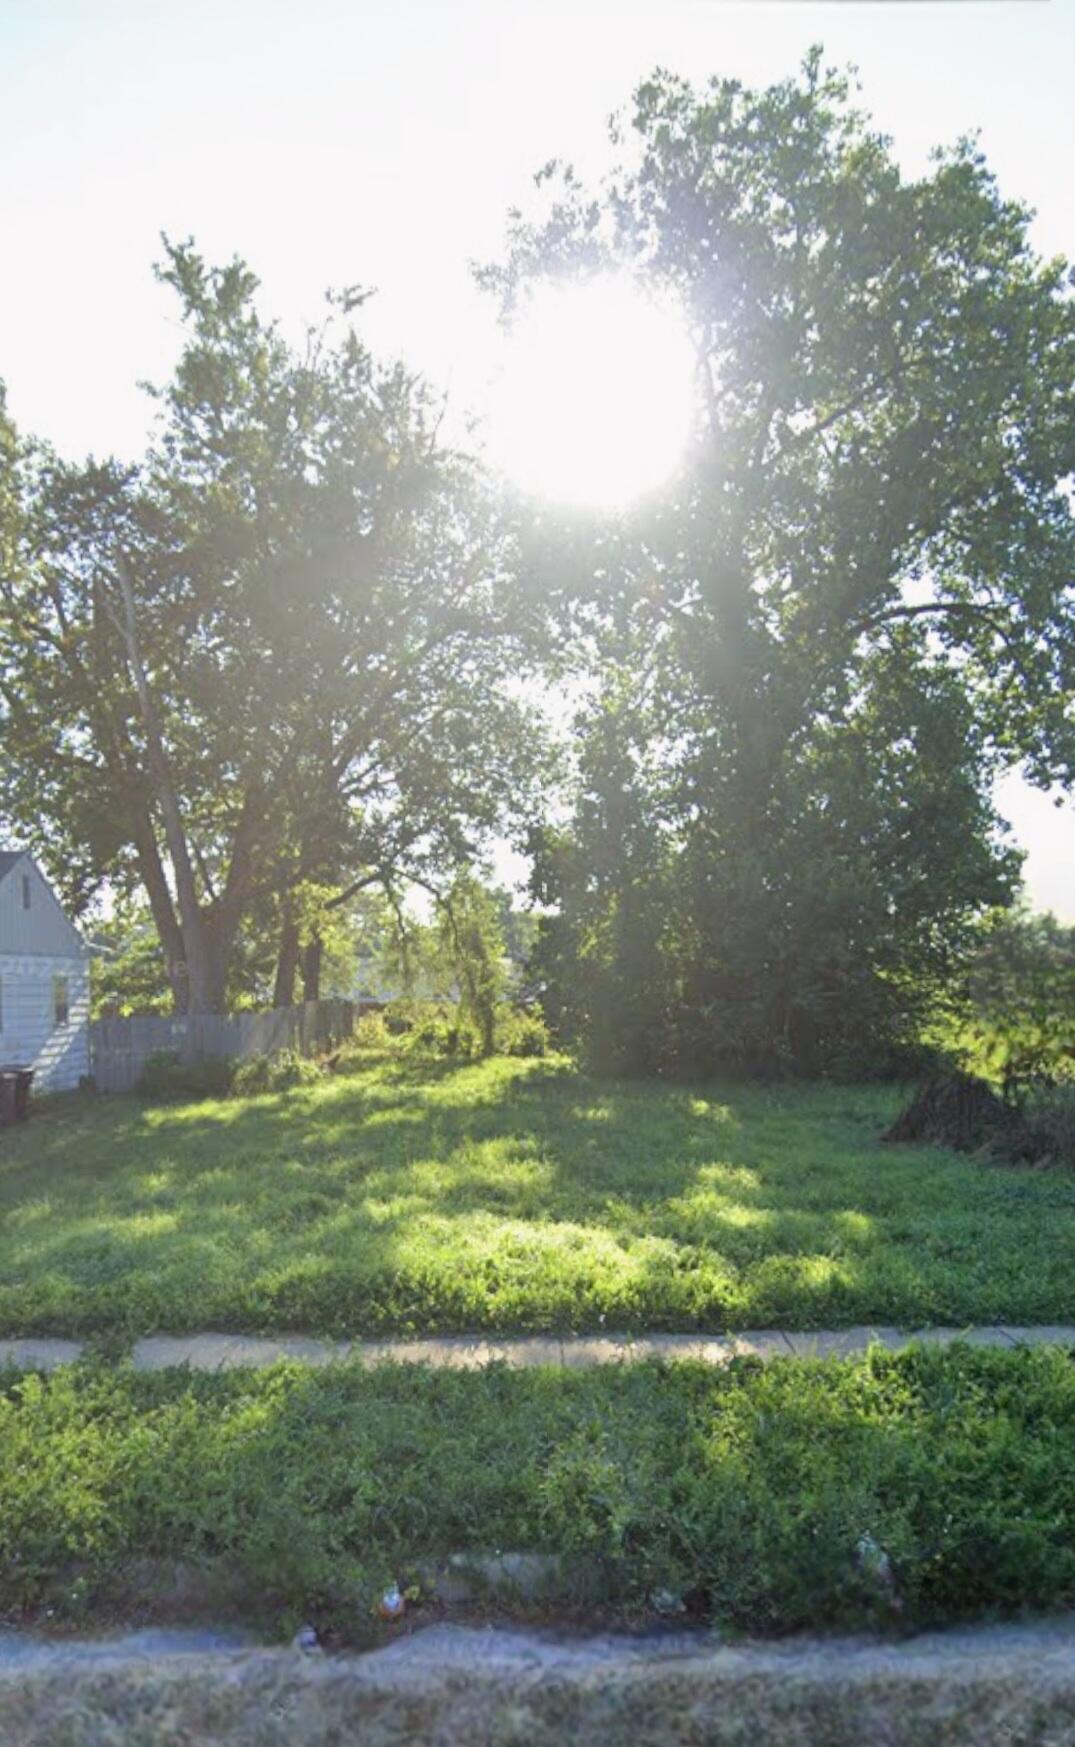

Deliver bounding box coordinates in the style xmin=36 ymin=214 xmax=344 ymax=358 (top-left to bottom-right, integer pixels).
xmin=409 ymin=1004 xmax=466 ymax=1057
xmin=1026 ymin=1083 xmax=1075 ymax=1167
xmin=229 ymin=1049 xmax=323 ymax=1096
xmin=942 ymin=908 xmax=1075 ymax=1094
xmin=381 ymin=998 xmax=432 ymax=1037
xmin=371 ymin=999 xmax=465 ymax=1056
xmin=137 ymin=1051 xmax=234 ymax=1102
xmin=883 ymin=1071 xmax=1044 ymax=1162
xmin=494 ymin=1006 xmax=552 ymax=1058
xmin=352 ymin=1010 xmax=390 ymax=1050
xmin=326 ymin=1013 xmax=395 ymax=1074
xmin=330 ymin=1003 xmax=550 ymax=1071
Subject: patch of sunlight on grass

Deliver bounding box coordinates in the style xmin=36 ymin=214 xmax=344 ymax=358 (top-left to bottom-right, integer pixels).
xmin=360 ymin=1106 xmax=428 ymax=1129
xmin=686 ymin=1201 xmax=772 ymax=1231
xmin=387 ymin=1210 xmax=674 ymax=1272
xmin=400 ymin=1151 xmax=556 ymax=1201
xmin=2 ymin=1054 xmax=1074 ymax=1336
xmin=142 ymin=1100 xmax=235 ymax=1129
xmin=115 ymin=1211 xmax=180 ymax=1240
xmin=169 ymin=1167 xmax=239 ymax=1191
xmin=133 ymin=1171 xmax=173 ymax=1196
xmin=686 ymin=1096 xmax=737 ymax=1124
xmin=5 ymin=1197 xmax=55 ymax=1227
xmin=693 ymin=1161 xmax=763 ymax=1194
xmin=779 ymin=1254 xmax=851 ymax=1289
xmin=355 ymin=1195 xmax=423 ymax=1227
xmin=832 ymin=1210 xmax=877 ymax=1246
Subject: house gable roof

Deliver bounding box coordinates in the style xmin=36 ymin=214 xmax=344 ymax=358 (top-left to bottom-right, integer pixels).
xmin=0 ymin=850 xmax=87 ymax=958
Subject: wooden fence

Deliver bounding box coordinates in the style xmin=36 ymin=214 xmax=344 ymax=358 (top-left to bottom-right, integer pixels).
xmin=89 ymin=998 xmax=355 ymax=1094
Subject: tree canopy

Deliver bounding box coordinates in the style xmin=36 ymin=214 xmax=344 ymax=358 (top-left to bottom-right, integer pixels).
xmin=494 ymin=51 xmax=1075 ymax=1073
xmin=2 ymin=53 xmax=1072 ymax=1071
xmin=1 ymin=243 xmax=548 ymax=1011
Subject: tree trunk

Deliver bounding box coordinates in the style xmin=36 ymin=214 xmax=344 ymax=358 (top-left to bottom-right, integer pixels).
xmin=301 ymin=933 xmax=323 ymax=1003
xmin=130 ymin=805 xmax=191 ymax=1014
xmin=111 ymin=557 xmax=214 ymax=1011
xmin=274 ymin=918 xmax=301 ymax=1007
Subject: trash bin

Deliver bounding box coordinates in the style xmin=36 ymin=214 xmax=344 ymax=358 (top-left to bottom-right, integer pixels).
xmin=0 ymin=1067 xmax=34 ymax=1126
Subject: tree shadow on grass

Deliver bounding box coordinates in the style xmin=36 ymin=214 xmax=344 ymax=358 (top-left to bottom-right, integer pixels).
xmin=0 ymin=1060 xmax=1072 ymax=1336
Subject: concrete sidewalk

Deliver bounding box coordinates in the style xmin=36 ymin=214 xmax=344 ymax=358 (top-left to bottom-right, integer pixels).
xmin=0 ymin=1324 xmax=1073 ymax=1372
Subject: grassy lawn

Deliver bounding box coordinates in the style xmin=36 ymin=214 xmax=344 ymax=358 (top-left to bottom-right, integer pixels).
xmin=4 ymin=1345 xmax=1075 ymax=1638
xmin=0 ymin=1053 xmax=1073 ymax=1337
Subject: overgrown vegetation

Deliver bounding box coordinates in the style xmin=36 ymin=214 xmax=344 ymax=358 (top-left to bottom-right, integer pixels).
xmin=883 ymin=1073 xmax=1045 ymax=1163
xmin=893 ymin=909 xmax=1075 ymax=1167
xmin=2 ymin=57 xmax=1072 ymax=1079
xmin=503 ymin=59 xmax=1075 ymax=1080
xmin=1027 ymin=1083 xmax=1075 ymax=1166
xmin=133 ymin=1000 xmax=551 ymax=1102
xmin=3 ymin=1344 xmax=1075 ymax=1640
xmin=136 ymin=1050 xmax=235 ymax=1102
xmin=936 ymin=907 xmax=1075 ymax=1092
xmin=3 ymin=1055 xmax=1074 ymax=1337
xmin=343 ymin=998 xmax=551 ymax=1064
xmin=228 ymin=1049 xmax=325 ymax=1097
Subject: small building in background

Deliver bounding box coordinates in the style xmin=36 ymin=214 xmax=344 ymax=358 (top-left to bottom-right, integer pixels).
xmin=0 ymin=849 xmax=90 ymax=1092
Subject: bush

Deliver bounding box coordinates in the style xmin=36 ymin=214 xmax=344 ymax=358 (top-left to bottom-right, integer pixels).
xmin=494 ymin=1006 xmax=552 ymax=1058
xmin=883 ymin=1071 xmax=1044 ymax=1162
xmin=1026 ymin=1083 xmax=1075 ymax=1167
xmin=381 ymin=998 xmax=437 ymax=1037
xmin=381 ymin=1000 xmax=552 ymax=1061
xmin=329 ymin=1003 xmax=552 ymax=1073
xmin=409 ymin=1003 xmax=466 ymax=1057
xmin=229 ymin=1049 xmax=323 ymax=1096
xmin=352 ymin=1010 xmax=391 ymax=1050
xmin=942 ymin=908 xmax=1075 ymax=1093
xmin=137 ymin=1051 xmax=234 ymax=1102
xmin=324 ymin=1012 xmax=396 ymax=1074
xmin=139 ymin=1048 xmax=324 ymax=1102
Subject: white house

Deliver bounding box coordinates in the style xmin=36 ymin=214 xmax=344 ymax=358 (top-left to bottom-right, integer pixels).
xmin=0 ymin=850 xmax=90 ymax=1093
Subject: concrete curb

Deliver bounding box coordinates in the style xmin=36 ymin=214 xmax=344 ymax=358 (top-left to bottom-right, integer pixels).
xmin=6 ymin=1619 xmax=1075 ymax=1745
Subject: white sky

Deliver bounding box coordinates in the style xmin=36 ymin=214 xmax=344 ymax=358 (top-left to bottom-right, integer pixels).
xmin=1 ymin=0 xmax=1072 ymax=915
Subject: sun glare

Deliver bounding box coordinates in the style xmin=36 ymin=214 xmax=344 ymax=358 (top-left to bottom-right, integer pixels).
xmin=491 ymin=276 xmax=695 ymax=509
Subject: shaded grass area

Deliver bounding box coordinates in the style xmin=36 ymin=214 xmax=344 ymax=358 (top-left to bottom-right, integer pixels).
xmin=3 ymin=1345 xmax=1075 ymax=1640
xmin=1 ymin=1054 xmax=1073 ymax=1336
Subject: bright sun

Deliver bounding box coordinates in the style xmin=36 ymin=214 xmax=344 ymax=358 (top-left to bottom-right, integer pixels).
xmin=491 ymin=276 xmax=696 ymax=509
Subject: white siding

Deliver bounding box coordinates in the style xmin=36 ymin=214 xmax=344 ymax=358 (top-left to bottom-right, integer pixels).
xmin=0 ymin=953 xmax=91 ymax=1092
xmin=0 ymin=856 xmax=87 ymax=958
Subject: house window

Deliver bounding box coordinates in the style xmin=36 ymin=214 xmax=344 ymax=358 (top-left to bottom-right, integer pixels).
xmin=22 ymin=874 xmax=31 ymax=910
xmin=53 ymin=975 xmax=69 ymax=1027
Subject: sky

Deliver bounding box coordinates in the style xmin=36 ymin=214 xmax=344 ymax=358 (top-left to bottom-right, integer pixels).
xmin=1 ymin=0 xmax=1072 ymax=915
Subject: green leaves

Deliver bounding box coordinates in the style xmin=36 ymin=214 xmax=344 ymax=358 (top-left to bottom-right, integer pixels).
xmin=1 ymin=245 xmax=548 ymax=1009
xmin=496 ymin=54 xmax=1075 ymax=1075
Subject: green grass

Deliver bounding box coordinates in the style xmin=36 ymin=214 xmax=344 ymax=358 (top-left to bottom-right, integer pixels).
xmin=1 ymin=1053 xmax=1073 ymax=1336
xmin=4 ymin=1345 xmax=1075 ymax=1638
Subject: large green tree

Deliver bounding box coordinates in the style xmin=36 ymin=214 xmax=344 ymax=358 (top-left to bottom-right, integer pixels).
xmin=501 ymin=52 xmax=1075 ymax=1074
xmin=1 ymin=245 xmax=545 ymax=1011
